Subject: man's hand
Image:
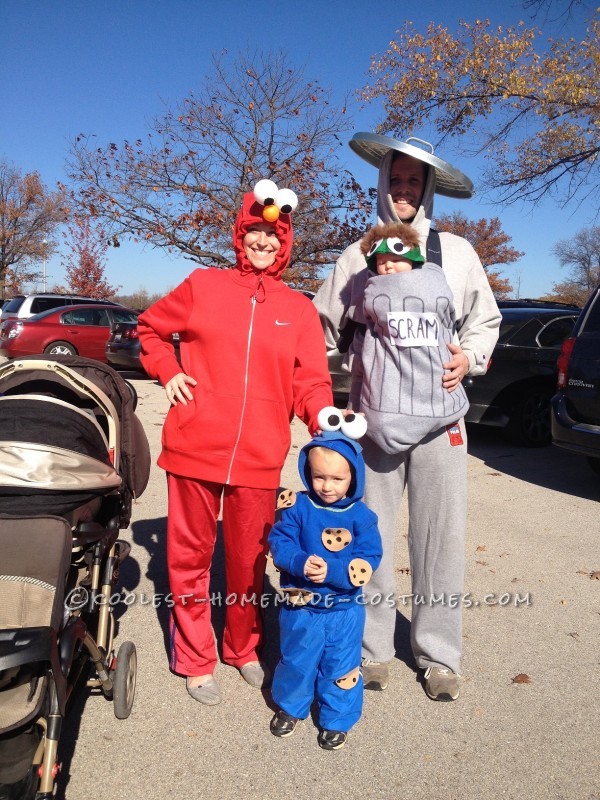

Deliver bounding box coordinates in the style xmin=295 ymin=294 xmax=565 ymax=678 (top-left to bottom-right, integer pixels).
xmin=304 ymin=555 xmax=328 ymax=584
xmin=442 ymin=343 xmax=470 ymax=393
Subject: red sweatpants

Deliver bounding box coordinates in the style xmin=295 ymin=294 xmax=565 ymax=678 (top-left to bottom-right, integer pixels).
xmin=166 ymin=474 xmax=275 ymax=676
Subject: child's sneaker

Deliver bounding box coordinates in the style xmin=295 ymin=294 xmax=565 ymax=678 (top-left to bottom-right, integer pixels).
xmin=318 ymin=729 xmax=348 ymax=750
xmin=424 ymin=666 xmax=460 ymax=701
xmin=270 ymin=709 xmax=298 ymax=737
xmin=361 ymin=658 xmax=389 ymax=690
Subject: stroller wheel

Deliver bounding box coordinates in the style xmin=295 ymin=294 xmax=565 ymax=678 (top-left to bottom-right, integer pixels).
xmin=112 ymin=641 xmax=137 ymax=720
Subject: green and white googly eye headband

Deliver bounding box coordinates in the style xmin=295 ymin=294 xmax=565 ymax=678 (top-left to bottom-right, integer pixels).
xmin=367 ymin=237 xmax=424 ymax=265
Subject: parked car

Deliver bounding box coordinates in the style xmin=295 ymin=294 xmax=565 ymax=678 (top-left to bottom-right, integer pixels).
xmin=463 ymin=302 xmax=580 ymax=446
xmin=0 ymin=292 xmax=122 ymax=322
xmin=106 ymin=322 xmax=180 ymax=372
xmin=0 ymin=304 xmax=138 ymax=362
xmin=551 ymin=285 xmax=600 ymax=475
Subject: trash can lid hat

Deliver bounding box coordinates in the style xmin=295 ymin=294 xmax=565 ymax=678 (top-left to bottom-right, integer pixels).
xmin=349 ymin=133 xmax=474 ymax=199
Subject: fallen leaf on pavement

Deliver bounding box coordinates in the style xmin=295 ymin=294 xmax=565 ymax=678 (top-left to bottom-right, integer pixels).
xmin=511 ymin=673 xmax=531 ymax=684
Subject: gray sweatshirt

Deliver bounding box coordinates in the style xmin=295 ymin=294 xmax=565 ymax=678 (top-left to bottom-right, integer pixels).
xmin=352 ymin=263 xmax=470 ymax=453
xmin=313 ymin=149 xmax=502 ymax=389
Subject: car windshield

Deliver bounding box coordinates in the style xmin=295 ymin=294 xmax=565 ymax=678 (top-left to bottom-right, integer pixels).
xmin=2 ymin=298 xmax=25 ymax=313
xmin=497 ymin=311 xmax=541 ymax=343
xmin=111 ymin=309 xmax=139 ymax=323
xmin=498 ymin=309 xmax=577 ymax=346
xmin=28 ymin=307 xmax=68 ymax=321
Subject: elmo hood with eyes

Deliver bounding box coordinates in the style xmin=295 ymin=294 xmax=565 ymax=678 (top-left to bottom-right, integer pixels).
xmin=232 ymin=190 xmax=294 ymax=279
xmin=138 ymin=179 xmax=332 ymax=489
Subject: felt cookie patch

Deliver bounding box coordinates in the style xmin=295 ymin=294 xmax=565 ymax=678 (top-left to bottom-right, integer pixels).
xmin=335 ymin=666 xmax=360 ymax=690
xmin=280 ymin=587 xmax=314 ymax=606
xmin=277 ymin=488 xmax=296 ymax=509
xmin=321 ymin=527 xmax=352 ymax=552
xmin=349 ymin=558 xmax=373 ymax=586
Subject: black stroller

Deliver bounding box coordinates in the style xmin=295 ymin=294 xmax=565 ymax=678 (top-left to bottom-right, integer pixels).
xmin=0 ymin=355 xmax=150 ymax=799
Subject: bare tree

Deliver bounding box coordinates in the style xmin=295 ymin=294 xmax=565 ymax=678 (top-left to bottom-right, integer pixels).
xmin=0 ymin=160 xmax=66 ymax=298
xmin=547 ymin=225 xmax=600 ymax=304
xmin=522 ymin=0 xmax=588 ymax=22
xmin=65 ymin=50 xmax=374 ymax=291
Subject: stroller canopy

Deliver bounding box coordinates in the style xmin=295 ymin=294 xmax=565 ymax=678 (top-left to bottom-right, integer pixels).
xmin=0 ymin=356 xmax=150 ymax=517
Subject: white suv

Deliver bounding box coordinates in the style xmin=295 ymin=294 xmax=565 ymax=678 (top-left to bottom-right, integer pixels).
xmin=1 ymin=293 xmax=121 ymax=322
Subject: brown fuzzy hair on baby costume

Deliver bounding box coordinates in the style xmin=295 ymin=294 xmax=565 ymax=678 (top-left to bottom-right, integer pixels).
xmin=359 ymin=222 xmax=421 ymax=257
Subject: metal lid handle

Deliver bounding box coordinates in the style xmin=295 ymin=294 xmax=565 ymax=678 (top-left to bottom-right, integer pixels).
xmin=406 ymin=137 xmax=435 ymax=154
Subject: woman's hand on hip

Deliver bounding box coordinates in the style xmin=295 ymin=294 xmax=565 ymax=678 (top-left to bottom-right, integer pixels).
xmin=442 ymin=343 xmax=469 ymax=393
xmin=165 ymin=372 xmax=197 ymax=406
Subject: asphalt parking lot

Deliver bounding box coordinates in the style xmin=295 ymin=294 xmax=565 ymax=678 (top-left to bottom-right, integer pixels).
xmin=57 ymin=374 xmax=599 ymax=800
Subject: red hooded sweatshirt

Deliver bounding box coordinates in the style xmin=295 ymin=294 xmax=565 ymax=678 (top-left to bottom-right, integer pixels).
xmin=138 ymin=191 xmax=333 ymax=489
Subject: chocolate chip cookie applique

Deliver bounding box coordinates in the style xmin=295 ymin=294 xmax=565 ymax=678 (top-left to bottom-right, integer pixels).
xmin=276 ymin=488 xmax=296 ymax=509
xmin=335 ymin=666 xmax=361 ymax=690
xmin=321 ymin=527 xmax=352 ymax=552
xmin=348 ymin=558 xmax=373 ymax=586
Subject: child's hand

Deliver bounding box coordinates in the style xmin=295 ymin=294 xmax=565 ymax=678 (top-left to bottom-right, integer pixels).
xmin=304 ymin=555 xmax=328 ymax=584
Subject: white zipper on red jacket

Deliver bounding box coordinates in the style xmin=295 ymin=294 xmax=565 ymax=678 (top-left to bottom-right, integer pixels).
xmin=225 ymin=274 xmax=263 ymax=483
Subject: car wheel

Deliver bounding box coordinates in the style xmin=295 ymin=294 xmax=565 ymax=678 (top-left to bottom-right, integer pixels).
xmin=503 ymin=386 xmax=553 ymax=447
xmin=586 ymin=456 xmax=600 ymax=476
xmin=43 ymin=341 xmax=77 ymax=356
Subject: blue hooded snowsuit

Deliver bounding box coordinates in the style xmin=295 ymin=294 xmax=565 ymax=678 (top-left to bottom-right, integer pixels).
xmin=269 ymin=431 xmax=382 ymax=732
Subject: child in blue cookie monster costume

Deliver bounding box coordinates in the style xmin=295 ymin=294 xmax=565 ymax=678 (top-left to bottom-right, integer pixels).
xmin=268 ymin=409 xmax=382 ymax=750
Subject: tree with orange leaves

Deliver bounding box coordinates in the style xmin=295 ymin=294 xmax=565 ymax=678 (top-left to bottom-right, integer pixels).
xmin=434 ymin=212 xmax=521 ymax=298
xmin=0 ymin=159 xmax=65 ymax=299
xmin=362 ymin=9 xmax=599 ymax=208
xmin=62 ymin=216 xmax=120 ymax=299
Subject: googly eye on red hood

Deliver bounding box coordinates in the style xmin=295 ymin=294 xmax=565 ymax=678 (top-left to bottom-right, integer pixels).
xmin=232 ymin=181 xmax=297 ymax=278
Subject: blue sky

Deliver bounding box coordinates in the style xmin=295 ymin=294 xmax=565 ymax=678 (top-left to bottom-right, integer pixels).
xmin=0 ymin=0 xmax=593 ymax=298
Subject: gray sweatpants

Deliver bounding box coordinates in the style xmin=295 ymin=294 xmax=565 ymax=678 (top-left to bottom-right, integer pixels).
xmin=361 ymin=422 xmax=467 ymax=674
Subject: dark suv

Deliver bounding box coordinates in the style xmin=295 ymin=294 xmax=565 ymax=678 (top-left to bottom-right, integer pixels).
xmin=551 ymin=285 xmax=600 ymax=474
xmin=464 ymin=300 xmax=580 ymax=446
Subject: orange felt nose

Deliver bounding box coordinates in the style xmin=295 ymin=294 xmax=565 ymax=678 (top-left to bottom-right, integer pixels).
xmin=262 ymin=205 xmax=280 ymax=222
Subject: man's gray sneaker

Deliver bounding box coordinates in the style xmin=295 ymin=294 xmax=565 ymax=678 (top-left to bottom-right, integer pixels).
xmin=361 ymin=659 xmax=389 ymax=691
xmin=424 ymin=666 xmax=460 ymax=701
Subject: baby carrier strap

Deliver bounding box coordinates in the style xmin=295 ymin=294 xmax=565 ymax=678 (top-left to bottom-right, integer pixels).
xmin=426 ymin=229 xmax=442 ymax=268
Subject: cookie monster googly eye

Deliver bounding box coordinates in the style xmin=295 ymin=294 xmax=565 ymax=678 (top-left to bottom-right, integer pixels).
xmin=317 ymin=406 xmax=344 ymax=432
xmin=317 ymin=407 xmax=367 ymax=440
xmin=340 ymin=412 xmax=368 ymax=440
